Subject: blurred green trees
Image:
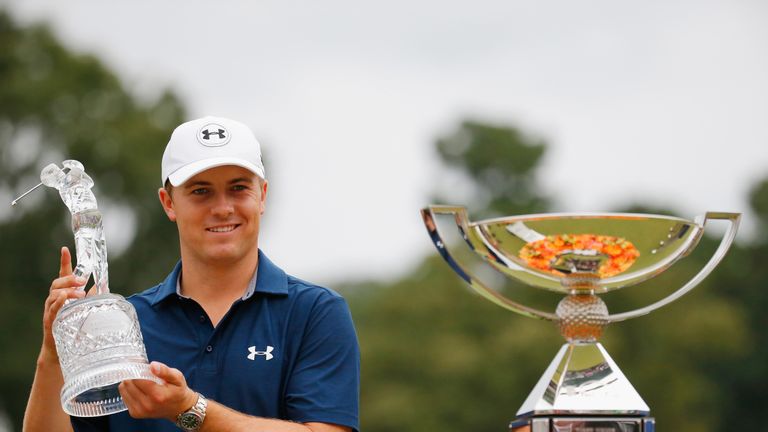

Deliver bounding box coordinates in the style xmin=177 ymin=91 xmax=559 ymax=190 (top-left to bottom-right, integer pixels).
xmin=434 ymin=121 xmax=550 ymax=217
xmin=1 ymin=9 xmax=766 ymax=432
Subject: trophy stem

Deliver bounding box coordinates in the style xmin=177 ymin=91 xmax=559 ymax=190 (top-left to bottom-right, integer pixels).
xmin=511 ymin=294 xmax=656 ymax=429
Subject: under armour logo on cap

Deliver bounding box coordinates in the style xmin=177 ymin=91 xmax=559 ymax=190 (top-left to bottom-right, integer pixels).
xmin=247 ymin=345 xmax=274 ymax=361
xmin=202 ymin=128 xmax=225 ymax=140
xmin=197 ymin=123 xmax=231 ymax=146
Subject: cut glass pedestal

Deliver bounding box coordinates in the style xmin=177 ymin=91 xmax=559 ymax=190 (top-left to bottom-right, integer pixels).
xmin=53 ymin=293 xmax=159 ymax=416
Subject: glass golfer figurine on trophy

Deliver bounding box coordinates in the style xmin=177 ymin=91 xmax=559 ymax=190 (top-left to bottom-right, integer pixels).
xmin=421 ymin=206 xmax=740 ymax=432
xmin=13 ymin=160 xmax=159 ymax=417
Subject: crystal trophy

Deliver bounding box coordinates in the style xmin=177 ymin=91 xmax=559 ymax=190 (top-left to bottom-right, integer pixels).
xmin=421 ymin=206 xmax=740 ymax=432
xmin=14 ymin=160 xmax=159 ymax=417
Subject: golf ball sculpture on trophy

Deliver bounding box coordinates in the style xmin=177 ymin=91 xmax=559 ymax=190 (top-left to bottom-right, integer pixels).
xmin=13 ymin=160 xmax=159 ymax=417
xmin=421 ymin=205 xmax=740 ymax=432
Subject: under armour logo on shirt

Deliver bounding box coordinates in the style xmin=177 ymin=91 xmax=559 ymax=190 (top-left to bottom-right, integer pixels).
xmin=247 ymin=345 xmax=274 ymax=361
xmin=197 ymin=123 xmax=231 ymax=146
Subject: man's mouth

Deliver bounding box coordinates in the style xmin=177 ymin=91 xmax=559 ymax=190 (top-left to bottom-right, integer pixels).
xmin=206 ymin=224 xmax=239 ymax=233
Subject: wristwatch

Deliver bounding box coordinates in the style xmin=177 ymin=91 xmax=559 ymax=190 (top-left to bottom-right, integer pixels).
xmin=176 ymin=393 xmax=207 ymax=431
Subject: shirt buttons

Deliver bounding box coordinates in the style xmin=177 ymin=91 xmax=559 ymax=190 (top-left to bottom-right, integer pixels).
xmin=199 ymin=315 xmax=206 ymax=323
xmin=205 ymin=345 xmax=213 ymax=353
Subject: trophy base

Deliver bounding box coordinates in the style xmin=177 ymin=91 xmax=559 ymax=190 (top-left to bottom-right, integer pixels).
xmin=61 ymin=360 xmax=158 ymax=417
xmin=517 ymin=343 xmax=649 ymax=416
xmin=54 ymin=293 xmax=161 ymax=417
xmin=510 ymin=415 xmax=655 ymax=432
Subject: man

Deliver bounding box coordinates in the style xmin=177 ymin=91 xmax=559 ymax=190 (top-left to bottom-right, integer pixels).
xmin=23 ymin=116 xmax=360 ymax=432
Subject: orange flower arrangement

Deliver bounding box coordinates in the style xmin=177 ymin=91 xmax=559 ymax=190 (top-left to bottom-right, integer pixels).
xmin=519 ymin=234 xmax=640 ymax=278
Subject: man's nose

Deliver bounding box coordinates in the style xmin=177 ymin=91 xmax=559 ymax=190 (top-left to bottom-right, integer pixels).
xmin=211 ymin=194 xmax=234 ymax=218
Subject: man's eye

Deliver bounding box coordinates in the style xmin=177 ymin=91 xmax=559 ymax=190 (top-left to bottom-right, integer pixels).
xmin=232 ymin=185 xmax=247 ymax=191
xmin=192 ymin=188 xmax=208 ymax=195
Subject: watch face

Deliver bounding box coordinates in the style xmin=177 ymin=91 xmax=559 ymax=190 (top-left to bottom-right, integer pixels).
xmin=178 ymin=412 xmax=203 ymax=430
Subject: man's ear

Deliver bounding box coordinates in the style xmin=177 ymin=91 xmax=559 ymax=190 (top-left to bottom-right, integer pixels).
xmin=158 ymin=187 xmax=177 ymax=222
xmin=259 ymin=180 xmax=268 ymax=215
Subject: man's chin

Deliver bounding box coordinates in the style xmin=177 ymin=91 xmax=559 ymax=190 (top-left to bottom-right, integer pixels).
xmin=203 ymin=247 xmax=257 ymax=266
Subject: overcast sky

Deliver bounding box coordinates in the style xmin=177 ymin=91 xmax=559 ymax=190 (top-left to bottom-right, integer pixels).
xmin=4 ymin=0 xmax=768 ymax=284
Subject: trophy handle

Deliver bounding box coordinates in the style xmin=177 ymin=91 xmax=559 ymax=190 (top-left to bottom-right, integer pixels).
xmin=422 ymin=205 xmax=558 ymax=321
xmin=608 ymin=212 xmax=741 ymax=323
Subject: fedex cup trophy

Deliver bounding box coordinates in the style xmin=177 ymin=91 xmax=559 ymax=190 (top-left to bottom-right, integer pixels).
xmin=13 ymin=160 xmax=159 ymax=417
xmin=421 ymin=206 xmax=740 ymax=432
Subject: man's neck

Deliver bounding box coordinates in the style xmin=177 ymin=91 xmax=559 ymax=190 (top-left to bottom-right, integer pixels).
xmin=178 ymin=250 xmax=260 ymax=311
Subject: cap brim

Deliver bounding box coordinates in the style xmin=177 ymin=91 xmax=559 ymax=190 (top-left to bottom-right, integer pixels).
xmin=167 ymin=157 xmax=266 ymax=186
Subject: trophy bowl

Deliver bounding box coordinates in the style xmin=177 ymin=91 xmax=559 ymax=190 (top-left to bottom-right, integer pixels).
xmin=421 ymin=206 xmax=740 ymax=432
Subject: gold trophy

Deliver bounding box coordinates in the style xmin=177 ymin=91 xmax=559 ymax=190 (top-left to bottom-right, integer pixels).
xmin=421 ymin=206 xmax=740 ymax=431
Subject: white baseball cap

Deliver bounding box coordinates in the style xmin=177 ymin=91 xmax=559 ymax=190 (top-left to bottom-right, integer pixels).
xmin=161 ymin=116 xmax=266 ymax=186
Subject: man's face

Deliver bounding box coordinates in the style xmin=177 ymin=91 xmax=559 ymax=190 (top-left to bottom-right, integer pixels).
xmin=158 ymin=165 xmax=267 ymax=266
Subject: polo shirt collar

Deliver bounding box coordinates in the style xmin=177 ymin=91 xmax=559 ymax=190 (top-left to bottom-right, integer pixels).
xmin=150 ymin=250 xmax=288 ymax=306
xmin=175 ymin=268 xmax=258 ymax=300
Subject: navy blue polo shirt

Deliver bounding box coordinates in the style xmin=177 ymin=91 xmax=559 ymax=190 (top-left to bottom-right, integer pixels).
xmin=72 ymin=250 xmax=360 ymax=431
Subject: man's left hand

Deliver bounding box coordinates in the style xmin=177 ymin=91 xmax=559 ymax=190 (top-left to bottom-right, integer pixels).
xmin=119 ymin=361 xmax=198 ymax=422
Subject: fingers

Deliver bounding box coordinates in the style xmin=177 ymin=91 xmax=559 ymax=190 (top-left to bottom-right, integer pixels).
xmin=50 ymin=287 xmax=86 ymax=304
xmin=150 ymin=362 xmax=184 ymax=387
xmin=43 ymin=289 xmax=84 ymax=324
xmin=44 ymin=288 xmax=84 ymax=315
xmin=119 ymin=365 xmax=196 ymax=421
xmin=119 ymin=380 xmax=148 ymax=418
xmin=40 ymin=287 xmax=85 ymax=360
xmin=38 ymin=248 xmax=86 ymax=361
xmin=51 ymin=247 xmax=86 ymax=297
xmin=59 ymin=247 xmax=74 ymax=277
xmin=44 ymin=289 xmax=70 ymax=313
xmin=50 ymin=274 xmax=87 ymax=292
xmin=120 ymin=379 xmax=167 ymax=419
xmin=43 ymin=290 xmax=67 ymax=329
xmin=120 ymin=380 xmax=147 ymax=407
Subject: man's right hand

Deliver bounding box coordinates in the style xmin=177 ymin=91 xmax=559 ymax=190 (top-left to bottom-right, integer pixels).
xmin=40 ymin=247 xmax=87 ymax=364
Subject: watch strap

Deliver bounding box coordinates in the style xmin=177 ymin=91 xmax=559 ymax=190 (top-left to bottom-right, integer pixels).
xmin=175 ymin=393 xmax=207 ymax=431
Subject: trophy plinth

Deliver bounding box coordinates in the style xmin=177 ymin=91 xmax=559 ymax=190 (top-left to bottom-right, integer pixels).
xmin=422 ymin=206 xmax=740 ymax=431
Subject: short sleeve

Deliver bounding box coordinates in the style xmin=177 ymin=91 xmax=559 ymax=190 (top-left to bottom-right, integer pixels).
xmin=71 ymin=415 xmax=109 ymax=431
xmin=284 ymin=293 xmax=360 ymax=431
